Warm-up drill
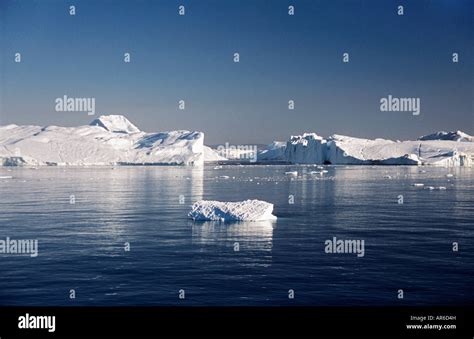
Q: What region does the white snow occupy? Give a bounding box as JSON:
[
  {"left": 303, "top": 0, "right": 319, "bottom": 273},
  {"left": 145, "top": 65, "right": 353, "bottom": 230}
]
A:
[
  {"left": 188, "top": 199, "right": 277, "bottom": 221},
  {"left": 418, "top": 130, "right": 473, "bottom": 142},
  {"left": 0, "top": 115, "right": 206, "bottom": 166},
  {"left": 90, "top": 115, "right": 141, "bottom": 134}
]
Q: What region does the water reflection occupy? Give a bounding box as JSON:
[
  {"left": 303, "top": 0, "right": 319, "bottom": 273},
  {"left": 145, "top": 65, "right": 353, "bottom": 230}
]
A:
[{"left": 191, "top": 220, "right": 275, "bottom": 253}]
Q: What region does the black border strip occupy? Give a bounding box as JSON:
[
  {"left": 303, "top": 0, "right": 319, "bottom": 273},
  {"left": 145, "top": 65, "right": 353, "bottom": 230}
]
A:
[{"left": 0, "top": 306, "right": 472, "bottom": 338}]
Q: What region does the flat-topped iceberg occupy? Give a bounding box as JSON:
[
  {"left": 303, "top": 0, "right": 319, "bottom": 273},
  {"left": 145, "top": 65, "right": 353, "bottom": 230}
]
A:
[
  {"left": 0, "top": 115, "right": 222, "bottom": 166},
  {"left": 188, "top": 199, "right": 277, "bottom": 222},
  {"left": 257, "top": 131, "right": 473, "bottom": 167}
]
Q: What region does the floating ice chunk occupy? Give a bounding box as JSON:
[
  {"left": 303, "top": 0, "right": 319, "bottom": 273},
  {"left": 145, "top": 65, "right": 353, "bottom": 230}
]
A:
[
  {"left": 188, "top": 199, "right": 277, "bottom": 222},
  {"left": 0, "top": 175, "right": 13, "bottom": 179},
  {"left": 412, "top": 183, "right": 424, "bottom": 187},
  {"left": 437, "top": 186, "right": 447, "bottom": 190},
  {"left": 285, "top": 171, "right": 298, "bottom": 176},
  {"left": 425, "top": 186, "right": 435, "bottom": 190},
  {"left": 446, "top": 174, "right": 454, "bottom": 178},
  {"left": 219, "top": 175, "right": 230, "bottom": 179}
]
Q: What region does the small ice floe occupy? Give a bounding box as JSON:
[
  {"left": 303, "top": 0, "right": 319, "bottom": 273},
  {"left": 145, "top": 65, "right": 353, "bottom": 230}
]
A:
[
  {"left": 0, "top": 176, "right": 13, "bottom": 179},
  {"left": 213, "top": 165, "right": 223, "bottom": 170},
  {"left": 446, "top": 174, "right": 454, "bottom": 178},
  {"left": 425, "top": 186, "right": 435, "bottom": 190},
  {"left": 285, "top": 171, "right": 298, "bottom": 177},
  {"left": 219, "top": 175, "right": 230, "bottom": 179},
  {"left": 310, "top": 170, "right": 328, "bottom": 176},
  {"left": 412, "top": 183, "right": 424, "bottom": 187},
  {"left": 188, "top": 199, "right": 277, "bottom": 222},
  {"left": 437, "top": 186, "right": 447, "bottom": 190},
  {"left": 383, "top": 175, "right": 392, "bottom": 179},
  {"left": 317, "top": 165, "right": 325, "bottom": 170}
]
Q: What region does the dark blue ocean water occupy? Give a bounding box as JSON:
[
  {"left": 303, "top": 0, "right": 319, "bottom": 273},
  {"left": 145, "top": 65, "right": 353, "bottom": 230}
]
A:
[{"left": 0, "top": 165, "right": 472, "bottom": 306}]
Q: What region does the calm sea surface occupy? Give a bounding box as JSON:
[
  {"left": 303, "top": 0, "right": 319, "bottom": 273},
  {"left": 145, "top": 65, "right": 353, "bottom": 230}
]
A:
[{"left": 0, "top": 165, "right": 472, "bottom": 306}]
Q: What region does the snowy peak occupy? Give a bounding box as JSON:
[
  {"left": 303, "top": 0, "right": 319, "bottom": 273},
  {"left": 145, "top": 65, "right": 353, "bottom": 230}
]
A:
[
  {"left": 90, "top": 115, "right": 141, "bottom": 134},
  {"left": 418, "top": 131, "right": 473, "bottom": 142}
]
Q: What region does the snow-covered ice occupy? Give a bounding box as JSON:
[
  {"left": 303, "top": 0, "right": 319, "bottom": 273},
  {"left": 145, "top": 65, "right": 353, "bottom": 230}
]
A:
[
  {"left": 89, "top": 115, "right": 141, "bottom": 134},
  {"left": 418, "top": 131, "right": 473, "bottom": 142},
  {"left": 0, "top": 115, "right": 223, "bottom": 166},
  {"left": 188, "top": 199, "right": 277, "bottom": 222},
  {"left": 257, "top": 141, "right": 286, "bottom": 161},
  {"left": 258, "top": 131, "right": 473, "bottom": 167}
]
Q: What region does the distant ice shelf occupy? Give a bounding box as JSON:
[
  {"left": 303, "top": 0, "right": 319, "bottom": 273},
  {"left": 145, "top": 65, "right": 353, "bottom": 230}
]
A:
[{"left": 188, "top": 199, "right": 277, "bottom": 222}]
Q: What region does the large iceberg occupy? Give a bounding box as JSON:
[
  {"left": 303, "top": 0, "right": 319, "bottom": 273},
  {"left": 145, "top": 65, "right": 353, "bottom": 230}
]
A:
[
  {"left": 257, "top": 141, "right": 288, "bottom": 162},
  {"left": 258, "top": 131, "right": 474, "bottom": 167},
  {"left": 0, "top": 115, "right": 221, "bottom": 166},
  {"left": 188, "top": 199, "right": 277, "bottom": 221}
]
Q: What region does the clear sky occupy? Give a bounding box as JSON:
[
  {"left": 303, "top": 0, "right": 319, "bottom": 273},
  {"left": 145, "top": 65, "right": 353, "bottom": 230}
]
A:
[{"left": 1, "top": 0, "right": 473, "bottom": 144}]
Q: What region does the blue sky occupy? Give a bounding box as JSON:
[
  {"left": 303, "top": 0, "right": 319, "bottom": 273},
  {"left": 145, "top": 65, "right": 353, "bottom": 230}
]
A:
[{"left": 1, "top": 0, "right": 472, "bottom": 144}]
